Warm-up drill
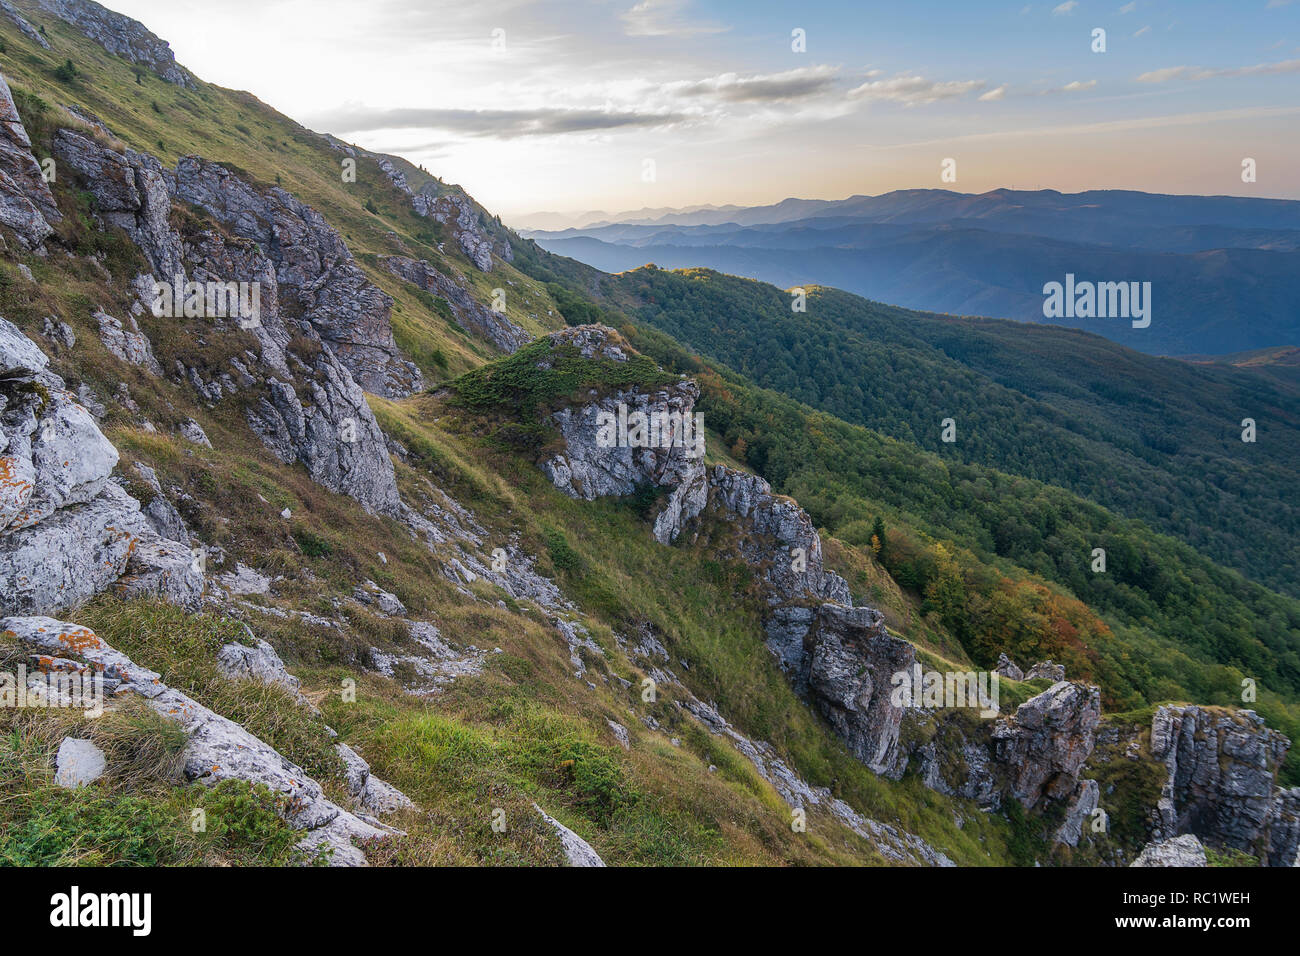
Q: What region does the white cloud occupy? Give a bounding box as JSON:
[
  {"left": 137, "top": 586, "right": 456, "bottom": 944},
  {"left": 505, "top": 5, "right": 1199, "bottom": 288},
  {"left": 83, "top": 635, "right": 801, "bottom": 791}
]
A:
[
  {"left": 621, "top": 0, "right": 728, "bottom": 38},
  {"left": 1138, "top": 57, "right": 1300, "bottom": 82},
  {"left": 1059, "top": 79, "right": 1098, "bottom": 91},
  {"left": 1136, "top": 65, "right": 1189, "bottom": 82},
  {"left": 1133, "top": 25, "right": 1151, "bottom": 37},
  {"left": 847, "top": 74, "right": 986, "bottom": 105},
  {"left": 1052, "top": 1, "right": 1078, "bottom": 15},
  {"left": 1119, "top": 2, "right": 1136, "bottom": 13},
  {"left": 979, "top": 85, "right": 1009, "bottom": 101}
]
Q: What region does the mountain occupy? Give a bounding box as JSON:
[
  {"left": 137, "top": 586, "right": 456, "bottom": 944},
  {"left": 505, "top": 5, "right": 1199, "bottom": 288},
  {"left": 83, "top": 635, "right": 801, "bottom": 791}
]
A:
[
  {"left": 0, "top": 0, "right": 1297, "bottom": 871},
  {"left": 523, "top": 188, "right": 1300, "bottom": 357}
]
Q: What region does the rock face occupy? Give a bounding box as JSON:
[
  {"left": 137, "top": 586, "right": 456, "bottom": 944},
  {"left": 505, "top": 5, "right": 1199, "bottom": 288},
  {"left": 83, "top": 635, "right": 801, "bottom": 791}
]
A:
[
  {"left": 798, "top": 603, "right": 914, "bottom": 772},
  {"left": 33, "top": 0, "right": 196, "bottom": 88},
  {"left": 53, "top": 129, "right": 180, "bottom": 277},
  {"left": 0, "top": 317, "right": 202, "bottom": 615},
  {"left": 1131, "top": 833, "right": 1208, "bottom": 867},
  {"left": 706, "top": 467, "right": 851, "bottom": 605},
  {"left": 1268, "top": 788, "right": 1300, "bottom": 867},
  {"left": 52, "top": 132, "right": 406, "bottom": 516},
  {"left": 0, "top": 71, "right": 60, "bottom": 248},
  {"left": 1150, "top": 705, "right": 1290, "bottom": 856},
  {"left": 173, "top": 155, "right": 420, "bottom": 398},
  {"left": 384, "top": 255, "right": 530, "bottom": 353},
  {"left": 537, "top": 328, "right": 915, "bottom": 776},
  {"left": 4, "top": 615, "right": 396, "bottom": 865},
  {"left": 539, "top": 328, "right": 707, "bottom": 504},
  {"left": 992, "top": 681, "right": 1101, "bottom": 808}
]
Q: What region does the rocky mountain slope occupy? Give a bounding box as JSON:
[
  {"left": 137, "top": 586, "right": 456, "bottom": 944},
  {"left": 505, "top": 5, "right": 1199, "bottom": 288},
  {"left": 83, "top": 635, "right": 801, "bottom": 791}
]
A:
[{"left": 0, "top": 0, "right": 1294, "bottom": 867}]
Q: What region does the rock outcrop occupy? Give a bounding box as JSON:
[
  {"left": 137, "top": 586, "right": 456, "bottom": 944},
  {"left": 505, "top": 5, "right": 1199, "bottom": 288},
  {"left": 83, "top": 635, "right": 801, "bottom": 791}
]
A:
[
  {"left": 51, "top": 131, "right": 406, "bottom": 516},
  {"left": 1, "top": 1, "right": 50, "bottom": 49},
  {"left": 4, "top": 614, "right": 398, "bottom": 865},
  {"left": 384, "top": 254, "right": 530, "bottom": 353},
  {"left": 33, "top": 0, "right": 196, "bottom": 88},
  {"left": 0, "top": 71, "right": 60, "bottom": 248},
  {"left": 533, "top": 804, "right": 605, "bottom": 867},
  {"left": 991, "top": 681, "right": 1101, "bottom": 807},
  {"left": 1, "top": 317, "right": 202, "bottom": 615},
  {"left": 173, "top": 155, "right": 420, "bottom": 398},
  {"left": 1149, "top": 705, "right": 1290, "bottom": 856},
  {"left": 539, "top": 327, "right": 706, "bottom": 504},
  {"left": 1131, "top": 833, "right": 1208, "bottom": 867}
]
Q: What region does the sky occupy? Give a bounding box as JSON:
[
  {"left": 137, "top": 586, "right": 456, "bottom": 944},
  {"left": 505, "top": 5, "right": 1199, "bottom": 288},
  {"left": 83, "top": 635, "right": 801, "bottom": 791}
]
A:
[{"left": 108, "top": 0, "right": 1300, "bottom": 225}]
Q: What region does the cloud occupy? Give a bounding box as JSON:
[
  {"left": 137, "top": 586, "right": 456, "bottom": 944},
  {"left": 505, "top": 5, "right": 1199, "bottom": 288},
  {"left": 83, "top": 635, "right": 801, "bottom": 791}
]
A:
[
  {"left": 665, "top": 66, "right": 841, "bottom": 103},
  {"left": 1136, "top": 65, "right": 1189, "bottom": 82},
  {"left": 1052, "top": 1, "right": 1078, "bottom": 14},
  {"left": 621, "top": 0, "right": 728, "bottom": 38},
  {"left": 847, "top": 73, "right": 986, "bottom": 105},
  {"left": 1119, "top": 2, "right": 1136, "bottom": 13},
  {"left": 303, "top": 104, "right": 686, "bottom": 139},
  {"left": 1133, "top": 25, "right": 1151, "bottom": 36},
  {"left": 1058, "top": 79, "right": 1098, "bottom": 91},
  {"left": 1137, "top": 58, "right": 1300, "bottom": 82},
  {"left": 979, "top": 85, "right": 1009, "bottom": 101}
]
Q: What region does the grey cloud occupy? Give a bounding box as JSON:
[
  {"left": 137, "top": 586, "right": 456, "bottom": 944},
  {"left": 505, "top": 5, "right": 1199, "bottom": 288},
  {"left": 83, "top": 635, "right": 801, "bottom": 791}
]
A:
[
  {"left": 667, "top": 67, "right": 841, "bottom": 103},
  {"left": 304, "top": 106, "right": 686, "bottom": 139}
]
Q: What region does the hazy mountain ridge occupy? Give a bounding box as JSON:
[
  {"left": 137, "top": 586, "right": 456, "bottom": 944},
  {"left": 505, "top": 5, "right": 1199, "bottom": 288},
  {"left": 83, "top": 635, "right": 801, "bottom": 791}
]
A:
[{"left": 525, "top": 188, "right": 1300, "bottom": 356}]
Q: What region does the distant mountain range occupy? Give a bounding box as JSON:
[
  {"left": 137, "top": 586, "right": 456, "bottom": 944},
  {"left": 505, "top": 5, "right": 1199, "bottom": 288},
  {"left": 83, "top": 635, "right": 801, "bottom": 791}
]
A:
[{"left": 522, "top": 189, "right": 1300, "bottom": 356}]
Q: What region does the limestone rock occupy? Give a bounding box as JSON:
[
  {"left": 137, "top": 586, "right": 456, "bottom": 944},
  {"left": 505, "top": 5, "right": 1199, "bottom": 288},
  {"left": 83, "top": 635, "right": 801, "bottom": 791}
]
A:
[
  {"left": 218, "top": 562, "right": 270, "bottom": 596},
  {"left": 800, "top": 603, "right": 913, "bottom": 773},
  {"left": 216, "top": 638, "right": 301, "bottom": 697},
  {"left": 174, "top": 155, "right": 420, "bottom": 397},
  {"left": 606, "top": 719, "right": 630, "bottom": 750},
  {"left": 1054, "top": 778, "right": 1100, "bottom": 846},
  {"left": 534, "top": 803, "right": 605, "bottom": 866},
  {"left": 994, "top": 653, "right": 1024, "bottom": 681},
  {"left": 1150, "top": 705, "right": 1289, "bottom": 855},
  {"left": 115, "top": 534, "right": 205, "bottom": 609},
  {"left": 177, "top": 418, "right": 211, "bottom": 448},
  {"left": 1268, "top": 788, "right": 1300, "bottom": 867},
  {"left": 93, "top": 308, "right": 163, "bottom": 374},
  {"left": 4, "top": 615, "right": 394, "bottom": 865},
  {"left": 0, "top": 71, "right": 60, "bottom": 248},
  {"left": 53, "top": 130, "right": 182, "bottom": 278},
  {"left": 1131, "top": 834, "right": 1208, "bottom": 867},
  {"left": 991, "top": 681, "right": 1100, "bottom": 808},
  {"left": 1, "top": 1, "right": 50, "bottom": 49},
  {"left": 1025, "top": 660, "right": 1066, "bottom": 682},
  {"left": 131, "top": 461, "right": 188, "bottom": 542},
  {"left": 336, "top": 742, "right": 415, "bottom": 816},
  {"left": 54, "top": 736, "right": 107, "bottom": 788},
  {"left": 384, "top": 255, "right": 530, "bottom": 353}
]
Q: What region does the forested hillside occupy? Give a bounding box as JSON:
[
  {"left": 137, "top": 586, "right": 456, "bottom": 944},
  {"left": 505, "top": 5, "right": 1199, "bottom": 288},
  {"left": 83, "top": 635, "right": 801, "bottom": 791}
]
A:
[{"left": 599, "top": 267, "right": 1300, "bottom": 598}]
